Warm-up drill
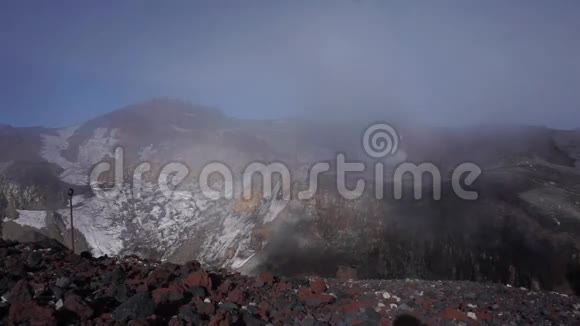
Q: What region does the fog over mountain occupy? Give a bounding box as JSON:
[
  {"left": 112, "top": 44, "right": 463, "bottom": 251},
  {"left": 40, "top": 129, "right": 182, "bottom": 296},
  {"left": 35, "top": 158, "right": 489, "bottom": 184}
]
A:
[{"left": 0, "top": 99, "right": 579, "bottom": 296}]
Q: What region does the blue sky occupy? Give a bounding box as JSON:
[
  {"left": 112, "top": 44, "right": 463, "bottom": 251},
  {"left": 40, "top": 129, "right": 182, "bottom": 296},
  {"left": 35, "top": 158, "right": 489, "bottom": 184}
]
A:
[{"left": 0, "top": 0, "right": 579, "bottom": 128}]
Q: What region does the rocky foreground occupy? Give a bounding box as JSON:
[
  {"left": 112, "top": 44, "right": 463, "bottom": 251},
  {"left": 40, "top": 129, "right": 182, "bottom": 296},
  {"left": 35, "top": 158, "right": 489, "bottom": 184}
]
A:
[{"left": 0, "top": 240, "right": 579, "bottom": 325}]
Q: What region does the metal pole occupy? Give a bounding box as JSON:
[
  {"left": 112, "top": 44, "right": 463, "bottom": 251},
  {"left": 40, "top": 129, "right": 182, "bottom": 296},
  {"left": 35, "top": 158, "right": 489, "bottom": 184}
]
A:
[{"left": 68, "top": 188, "right": 75, "bottom": 253}]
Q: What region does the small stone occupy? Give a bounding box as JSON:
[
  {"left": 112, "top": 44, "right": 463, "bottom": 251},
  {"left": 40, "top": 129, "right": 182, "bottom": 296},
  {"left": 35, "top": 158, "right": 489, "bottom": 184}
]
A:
[
  {"left": 26, "top": 252, "right": 42, "bottom": 267},
  {"left": 227, "top": 288, "right": 247, "bottom": 305},
  {"left": 467, "top": 312, "right": 477, "bottom": 320},
  {"left": 398, "top": 303, "right": 413, "bottom": 312},
  {"left": 256, "top": 273, "right": 275, "bottom": 287},
  {"left": 364, "top": 307, "right": 381, "bottom": 324},
  {"left": 301, "top": 315, "right": 316, "bottom": 326},
  {"left": 178, "top": 305, "right": 201, "bottom": 324},
  {"left": 9, "top": 302, "right": 56, "bottom": 325},
  {"left": 464, "top": 292, "right": 477, "bottom": 300},
  {"left": 51, "top": 286, "right": 64, "bottom": 300},
  {"left": 194, "top": 297, "right": 216, "bottom": 316},
  {"left": 112, "top": 292, "right": 156, "bottom": 321},
  {"left": 105, "top": 267, "right": 127, "bottom": 284},
  {"left": 220, "top": 302, "right": 240, "bottom": 312},
  {"left": 7, "top": 280, "right": 32, "bottom": 304},
  {"left": 188, "top": 285, "right": 208, "bottom": 299},
  {"left": 183, "top": 271, "right": 212, "bottom": 290},
  {"left": 311, "top": 279, "right": 327, "bottom": 293},
  {"left": 242, "top": 310, "right": 266, "bottom": 325},
  {"left": 152, "top": 285, "right": 184, "bottom": 304},
  {"left": 55, "top": 277, "right": 71, "bottom": 288},
  {"left": 298, "top": 288, "right": 335, "bottom": 307},
  {"left": 382, "top": 292, "right": 391, "bottom": 299},
  {"left": 64, "top": 293, "right": 94, "bottom": 319},
  {"left": 110, "top": 283, "right": 131, "bottom": 302},
  {"left": 147, "top": 263, "right": 179, "bottom": 287}
]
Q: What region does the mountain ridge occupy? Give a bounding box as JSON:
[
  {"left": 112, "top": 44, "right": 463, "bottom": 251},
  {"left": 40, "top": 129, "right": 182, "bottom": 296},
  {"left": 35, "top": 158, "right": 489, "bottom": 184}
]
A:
[{"left": 0, "top": 99, "right": 579, "bottom": 296}]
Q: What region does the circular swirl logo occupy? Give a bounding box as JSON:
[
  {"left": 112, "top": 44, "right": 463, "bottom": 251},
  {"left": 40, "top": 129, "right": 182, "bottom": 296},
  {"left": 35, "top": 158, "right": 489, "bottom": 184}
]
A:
[{"left": 362, "top": 123, "right": 400, "bottom": 158}]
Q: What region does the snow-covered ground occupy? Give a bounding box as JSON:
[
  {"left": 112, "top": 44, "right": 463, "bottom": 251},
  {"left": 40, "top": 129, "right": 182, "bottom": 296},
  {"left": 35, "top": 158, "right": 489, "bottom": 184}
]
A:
[
  {"left": 11, "top": 210, "right": 48, "bottom": 229},
  {"left": 41, "top": 126, "right": 120, "bottom": 185},
  {"left": 13, "top": 119, "right": 301, "bottom": 268}
]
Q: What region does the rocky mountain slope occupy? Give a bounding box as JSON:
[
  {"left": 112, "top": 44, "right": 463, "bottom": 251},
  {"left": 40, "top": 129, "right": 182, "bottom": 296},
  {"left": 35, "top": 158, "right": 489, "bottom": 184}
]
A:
[
  {"left": 1, "top": 99, "right": 580, "bottom": 296},
  {"left": 2, "top": 239, "right": 580, "bottom": 325}
]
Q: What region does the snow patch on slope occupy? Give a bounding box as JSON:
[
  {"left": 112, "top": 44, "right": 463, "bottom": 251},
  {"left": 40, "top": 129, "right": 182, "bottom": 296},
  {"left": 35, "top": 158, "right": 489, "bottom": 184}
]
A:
[
  {"left": 41, "top": 126, "right": 78, "bottom": 168},
  {"left": 11, "top": 210, "right": 48, "bottom": 229},
  {"left": 55, "top": 179, "right": 263, "bottom": 266},
  {"left": 41, "top": 126, "right": 119, "bottom": 185},
  {"left": 58, "top": 195, "right": 126, "bottom": 257},
  {"left": 35, "top": 124, "right": 291, "bottom": 268},
  {"left": 261, "top": 180, "right": 290, "bottom": 224}
]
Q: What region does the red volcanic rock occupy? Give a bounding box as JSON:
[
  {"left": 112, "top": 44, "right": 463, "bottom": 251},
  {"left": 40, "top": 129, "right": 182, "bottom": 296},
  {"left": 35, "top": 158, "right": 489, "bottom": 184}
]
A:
[
  {"left": 298, "top": 288, "right": 335, "bottom": 308},
  {"left": 147, "top": 263, "right": 179, "bottom": 288},
  {"left": 97, "top": 313, "right": 113, "bottom": 321},
  {"left": 63, "top": 293, "right": 94, "bottom": 319},
  {"left": 183, "top": 271, "right": 212, "bottom": 289},
  {"left": 217, "top": 279, "right": 234, "bottom": 294},
  {"left": 440, "top": 308, "right": 469, "bottom": 322},
  {"left": 169, "top": 282, "right": 185, "bottom": 295},
  {"left": 257, "top": 300, "right": 270, "bottom": 317},
  {"left": 180, "top": 260, "right": 202, "bottom": 275},
  {"left": 152, "top": 287, "right": 172, "bottom": 304},
  {"left": 255, "top": 272, "right": 275, "bottom": 287},
  {"left": 111, "top": 292, "right": 156, "bottom": 321},
  {"left": 30, "top": 281, "right": 47, "bottom": 297},
  {"left": 226, "top": 287, "right": 247, "bottom": 305},
  {"left": 6, "top": 280, "right": 32, "bottom": 304},
  {"left": 311, "top": 278, "right": 328, "bottom": 293},
  {"left": 0, "top": 240, "right": 579, "bottom": 325},
  {"left": 168, "top": 318, "right": 185, "bottom": 326},
  {"left": 341, "top": 301, "right": 373, "bottom": 315},
  {"left": 276, "top": 281, "right": 292, "bottom": 292},
  {"left": 192, "top": 297, "right": 216, "bottom": 317},
  {"left": 477, "top": 310, "right": 491, "bottom": 321},
  {"left": 9, "top": 302, "right": 56, "bottom": 325},
  {"left": 208, "top": 311, "right": 230, "bottom": 326}
]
